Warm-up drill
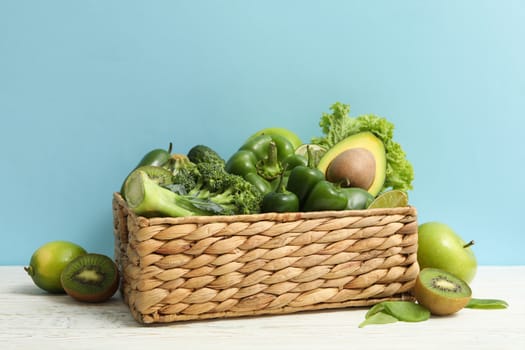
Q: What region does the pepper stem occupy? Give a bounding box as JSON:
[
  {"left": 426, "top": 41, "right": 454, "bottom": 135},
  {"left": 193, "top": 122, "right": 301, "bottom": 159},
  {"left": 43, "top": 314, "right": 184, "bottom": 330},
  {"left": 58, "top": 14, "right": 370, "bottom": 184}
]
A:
[
  {"left": 463, "top": 240, "right": 475, "bottom": 249},
  {"left": 306, "top": 145, "right": 314, "bottom": 168},
  {"left": 257, "top": 141, "right": 283, "bottom": 180},
  {"left": 274, "top": 164, "right": 289, "bottom": 193}
]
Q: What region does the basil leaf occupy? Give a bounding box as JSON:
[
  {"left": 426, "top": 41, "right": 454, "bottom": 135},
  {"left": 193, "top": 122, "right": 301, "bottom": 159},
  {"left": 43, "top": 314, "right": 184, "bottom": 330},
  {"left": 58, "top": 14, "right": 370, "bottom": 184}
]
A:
[
  {"left": 466, "top": 298, "right": 509, "bottom": 309},
  {"left": 365, "top": 303, "right": 386, "bottom": 318},
  {"left": 358, "top": 311, "right": 398, "bottom": 328},
  {"left": 360, "top": 301, "right": 431, "bottom": 328},
  {"left": 381, "top": 301, "right": 431, "bottom": 322}
]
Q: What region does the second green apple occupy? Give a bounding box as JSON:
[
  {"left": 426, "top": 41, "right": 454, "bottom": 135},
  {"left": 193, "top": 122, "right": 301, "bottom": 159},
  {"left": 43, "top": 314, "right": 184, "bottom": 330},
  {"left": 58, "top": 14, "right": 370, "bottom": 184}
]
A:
[{"left": 417, "top": 221, "right": 477, "bottom": 283}]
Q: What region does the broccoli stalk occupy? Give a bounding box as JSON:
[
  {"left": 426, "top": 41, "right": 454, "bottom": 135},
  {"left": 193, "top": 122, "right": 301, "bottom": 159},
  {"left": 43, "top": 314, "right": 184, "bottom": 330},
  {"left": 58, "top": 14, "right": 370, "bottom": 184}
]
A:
[{"left": 124, "top": 170, "right": 225, "bottom": 217}]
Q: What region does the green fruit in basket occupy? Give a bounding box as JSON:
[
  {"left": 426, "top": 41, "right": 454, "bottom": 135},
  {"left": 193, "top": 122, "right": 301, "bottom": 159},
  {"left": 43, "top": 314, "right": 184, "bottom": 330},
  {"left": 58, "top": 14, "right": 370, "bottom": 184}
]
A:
[
  {"left": 317, "top": 132, "right": 387, "bottom": 196},
  {"left": 294, "top": 143, "right": 327, "bottom": 167},
  {"left": 417, "top": 222, "right": 477, "bottom": 283},
  {"left": 25, "top": 241, "right": 87, "bottom": 293},
  {"left": 249, "top": 127, "right": 303, "bottom": 150},
  {"left": 367, "top": 189, "right": 408, "bottom": 209},
  {"left": 60, "top": 253, "right": 119, "bottom": 303},
  {"left": 413, "top": 268, "right": 472, "bottom": 316}
]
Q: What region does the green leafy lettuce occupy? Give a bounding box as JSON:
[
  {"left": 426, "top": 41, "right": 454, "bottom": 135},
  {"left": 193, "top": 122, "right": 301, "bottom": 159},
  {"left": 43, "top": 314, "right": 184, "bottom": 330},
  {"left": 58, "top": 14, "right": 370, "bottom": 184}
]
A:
[{"left": 312, "top": 102, "right": 414, "bottom": 193}]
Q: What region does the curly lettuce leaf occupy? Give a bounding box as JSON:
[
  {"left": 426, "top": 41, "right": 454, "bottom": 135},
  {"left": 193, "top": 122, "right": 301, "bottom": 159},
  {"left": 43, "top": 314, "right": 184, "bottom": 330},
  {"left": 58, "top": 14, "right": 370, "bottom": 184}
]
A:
[
  {"left": 312, "top": 102, "right": 414, "bottom": 193},
  {"left": 312, "top": 102, "right": 355, "bottom": 149}
]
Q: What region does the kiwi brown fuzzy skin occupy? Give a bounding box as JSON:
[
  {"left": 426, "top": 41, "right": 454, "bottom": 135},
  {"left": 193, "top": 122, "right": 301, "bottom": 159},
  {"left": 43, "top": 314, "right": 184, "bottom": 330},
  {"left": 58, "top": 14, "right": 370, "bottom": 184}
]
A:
[
  {"left": 60, "top": 253, "right": 120, "bottom": 303},
  {"left": 413, "top": 268, "right": 472, "bottom": 316}
]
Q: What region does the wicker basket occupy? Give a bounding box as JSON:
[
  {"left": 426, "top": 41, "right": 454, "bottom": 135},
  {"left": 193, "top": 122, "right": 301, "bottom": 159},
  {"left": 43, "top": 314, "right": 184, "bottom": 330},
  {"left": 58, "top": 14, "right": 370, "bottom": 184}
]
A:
[{"left": 112, "top": 192, "right": 419, "bottom": 324}]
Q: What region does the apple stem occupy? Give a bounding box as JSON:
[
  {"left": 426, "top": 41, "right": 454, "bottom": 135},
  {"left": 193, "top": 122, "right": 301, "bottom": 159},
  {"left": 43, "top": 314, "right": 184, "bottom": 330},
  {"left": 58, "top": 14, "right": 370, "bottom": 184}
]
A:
[{"left": 463, "top": 240, "right": 475, "bottom": 249}]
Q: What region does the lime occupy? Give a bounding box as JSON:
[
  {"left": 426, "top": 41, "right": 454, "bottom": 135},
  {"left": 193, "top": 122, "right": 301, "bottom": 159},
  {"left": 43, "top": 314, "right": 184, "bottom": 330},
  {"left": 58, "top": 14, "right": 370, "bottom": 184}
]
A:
[
  {"left": 294, "top": 144, "right": 327, "bottom": 166},
  {"left": 24, "top": 241, "right": 87, "bottom": 293},
  {"left": 367, "top": 190, "right": 409, "bottom": 209}
]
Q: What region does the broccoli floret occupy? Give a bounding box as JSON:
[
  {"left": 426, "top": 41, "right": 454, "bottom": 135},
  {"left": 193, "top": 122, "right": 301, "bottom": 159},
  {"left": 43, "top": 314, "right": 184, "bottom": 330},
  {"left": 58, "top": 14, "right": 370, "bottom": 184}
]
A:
[
  {"left": 167, "top": 154, "right": 200, "bottom": 193},
  {"left": 187, "top": 145, "right": 226, "bottom": 167},
  {"left": 214, "top": 174, "right": 263, "bottom": 215},
  {"left": 188, "top": 162, "right": 262, "bottom": 215}
]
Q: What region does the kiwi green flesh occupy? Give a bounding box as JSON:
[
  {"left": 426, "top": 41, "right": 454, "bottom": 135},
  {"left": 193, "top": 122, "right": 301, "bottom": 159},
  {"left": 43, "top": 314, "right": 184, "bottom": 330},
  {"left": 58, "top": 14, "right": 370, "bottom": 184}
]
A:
[
  {"left": 414, "top": 268, "right": 472, "bottom": 316},
  {"left": 61, "top": 254, "right": 119, "bottom": 303}
]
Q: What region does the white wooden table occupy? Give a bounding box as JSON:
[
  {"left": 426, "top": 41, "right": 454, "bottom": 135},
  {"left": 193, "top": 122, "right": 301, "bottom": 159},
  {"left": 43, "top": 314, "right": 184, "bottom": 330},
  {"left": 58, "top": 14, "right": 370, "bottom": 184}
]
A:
[{"left": 1, "top": 265, "right": 523, "bottom": 350}]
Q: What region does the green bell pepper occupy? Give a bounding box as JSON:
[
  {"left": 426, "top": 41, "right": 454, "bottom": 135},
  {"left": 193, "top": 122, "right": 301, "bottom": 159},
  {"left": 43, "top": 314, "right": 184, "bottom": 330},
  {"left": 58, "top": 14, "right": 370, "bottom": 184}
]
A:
[
  {"left": 302, "top": 180, "right": 348, "bottom": 212},
  {"left": 281, "top": 153, "right": 308, "bottom": 171},
  {"left": 286, "top": 163, "right": 325, "bottom": 205},
  {"left": 261, "top": 172, "right": 299, "bottom": 213},
  {"left": 225, "top": 134, "right": 296, "bottom": 194},
  {"left": 286, "top": 145, "right": 325, "bottom": 208},
  {"left": 341, "top": 187, "right": 375, "bottom": 210}
]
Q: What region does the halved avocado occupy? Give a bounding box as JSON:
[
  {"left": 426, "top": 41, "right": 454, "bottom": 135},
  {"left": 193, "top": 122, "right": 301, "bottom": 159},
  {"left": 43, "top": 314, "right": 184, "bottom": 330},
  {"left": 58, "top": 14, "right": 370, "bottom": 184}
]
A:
[{"left": 317, "top": 132, "right": 386, "bottom": 196}]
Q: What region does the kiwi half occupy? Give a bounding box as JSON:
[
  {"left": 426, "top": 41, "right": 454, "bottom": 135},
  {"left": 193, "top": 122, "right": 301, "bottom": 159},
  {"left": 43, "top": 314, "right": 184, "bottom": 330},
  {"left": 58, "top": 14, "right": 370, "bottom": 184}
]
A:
[
  {"left": 413, "top": 267, "right": 472, "bottom": 316},
  {"left": 60, "top": 253, "right": 119, "bottom": 303}
]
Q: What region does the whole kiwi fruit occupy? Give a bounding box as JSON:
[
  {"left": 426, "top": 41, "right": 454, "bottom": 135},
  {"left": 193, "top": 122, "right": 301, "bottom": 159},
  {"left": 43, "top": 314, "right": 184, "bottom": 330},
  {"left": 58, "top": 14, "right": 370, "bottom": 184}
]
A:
[
  {"left": 60, "top": 253, "right": 120, "bottom": 303},
  {"left": 413, "top": 267, "right": 472, "bottom": 316}
]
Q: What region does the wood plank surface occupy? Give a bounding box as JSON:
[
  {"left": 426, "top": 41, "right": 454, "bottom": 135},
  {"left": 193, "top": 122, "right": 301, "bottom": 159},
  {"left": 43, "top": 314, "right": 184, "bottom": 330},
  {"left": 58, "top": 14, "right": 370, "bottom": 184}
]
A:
[{"left": 0, "top": 266, "right": 523, "bottom": 350}]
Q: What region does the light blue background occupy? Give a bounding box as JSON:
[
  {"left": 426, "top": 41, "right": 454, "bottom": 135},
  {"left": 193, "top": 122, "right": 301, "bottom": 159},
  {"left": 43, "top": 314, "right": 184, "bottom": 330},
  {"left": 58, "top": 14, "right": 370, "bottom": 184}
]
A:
[{"left": 1, "top": 1, "right": 523, "bottom": 265}]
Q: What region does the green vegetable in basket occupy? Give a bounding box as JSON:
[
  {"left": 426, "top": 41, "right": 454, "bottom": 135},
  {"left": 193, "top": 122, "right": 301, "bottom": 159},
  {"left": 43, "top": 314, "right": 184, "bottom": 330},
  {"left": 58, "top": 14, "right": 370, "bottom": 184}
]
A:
[
  {"left": 301, "top": 180, "right": 348, "bottom": 212},
  {"left": 225, "top": 134, "right": 296, "bottom": 194},
  {"left": 120, "top": 143, "right": 173, "bottom": 196},
  {"left": 124, "top": 169, "right": 224, "bottom": 217},
  {"left": 285, "top": 151, "right": 348, "bottom": 212},
  {"left": 186, "top": 144, "right": 226, "bottom": 167},
  {"left": 184, "top": 161, "right": 262, "bottom": 215},
  {"left": 261, "top": 171, "right": 300, "bottom": 213},
  {"left": 124, "top": 157, "right": 263, "bottom": 217},
  {"left": 135, "top": 142, "right": 173, "bottom": 168},
  {"left": 286, "top": 147, "right": 326, "bottom": 205},
  {"left": 340, "top": 187, "right": 375, "bottom": 210}
]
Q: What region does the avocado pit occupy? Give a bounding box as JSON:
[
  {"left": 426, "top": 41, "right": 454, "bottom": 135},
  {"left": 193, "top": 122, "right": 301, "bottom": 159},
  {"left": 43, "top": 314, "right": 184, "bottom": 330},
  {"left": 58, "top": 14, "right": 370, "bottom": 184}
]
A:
[{"left": 325, "top": 148, "right": 376, "bottom": 190}]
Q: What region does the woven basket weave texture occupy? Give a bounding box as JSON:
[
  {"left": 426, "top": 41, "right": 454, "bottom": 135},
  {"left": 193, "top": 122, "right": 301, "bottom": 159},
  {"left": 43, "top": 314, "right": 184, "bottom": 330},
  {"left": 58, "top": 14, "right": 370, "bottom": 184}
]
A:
[{"left": 112, "top": 193, "right": 419, "bottom": 324}]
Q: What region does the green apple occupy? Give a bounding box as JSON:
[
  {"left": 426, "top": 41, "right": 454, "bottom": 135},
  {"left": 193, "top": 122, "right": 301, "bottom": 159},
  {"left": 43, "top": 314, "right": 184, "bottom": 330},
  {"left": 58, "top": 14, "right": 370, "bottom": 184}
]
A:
[{"left": 417, "top": 222, "right": 477, "bottom": 283}]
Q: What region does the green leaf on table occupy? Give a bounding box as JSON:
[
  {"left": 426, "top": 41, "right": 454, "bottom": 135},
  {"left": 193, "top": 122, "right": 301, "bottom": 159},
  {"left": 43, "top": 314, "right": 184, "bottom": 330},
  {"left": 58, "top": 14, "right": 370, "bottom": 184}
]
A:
[
  {"left": 466, "top": 298, "right": 509, "bottom": 309},
  {"left": 381, "top": 301, "right": 430, "bottom": 322},
  {"left": 360, "top": 301, "right": 431, "bottom": 328},
  {"left": 359, "top": 311, "right": 398, "bottom": 328}
]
